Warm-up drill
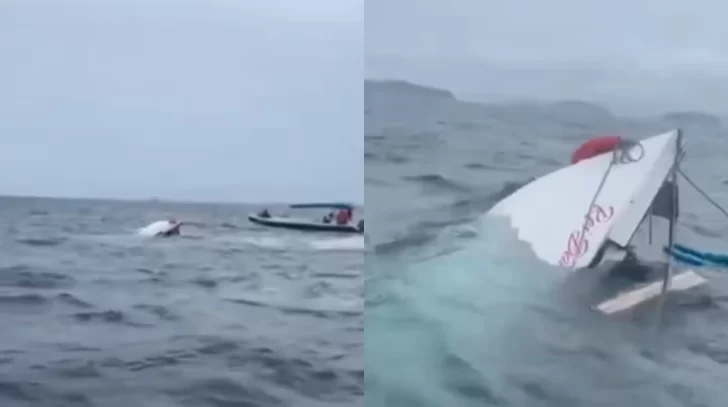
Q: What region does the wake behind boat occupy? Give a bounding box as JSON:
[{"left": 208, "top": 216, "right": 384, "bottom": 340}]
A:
[{"left": 249, "top": 203, "right": 364, "bottom": 234}]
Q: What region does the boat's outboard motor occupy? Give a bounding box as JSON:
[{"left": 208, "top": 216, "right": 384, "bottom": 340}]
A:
[{"left": 357, "top": 219, "right": 364, "bottom": 232}]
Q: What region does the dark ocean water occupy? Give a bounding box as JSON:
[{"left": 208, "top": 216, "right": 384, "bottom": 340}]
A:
[
  {"left": 0, "top": 197, "right": 364, "bottom": 407},
  {"left": 365, "top": 80, "right": 728, "bottom": 407}
]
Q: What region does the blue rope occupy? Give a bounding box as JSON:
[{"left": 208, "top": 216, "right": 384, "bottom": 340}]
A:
[
  {"left": 664, "top": 244, "right": 728, "bottom": 268},
  {"left": 660, "top": 169, "right": 728, "bottom": 269}
]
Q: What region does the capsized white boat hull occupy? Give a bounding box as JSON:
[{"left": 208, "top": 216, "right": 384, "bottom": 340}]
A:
[
  {"left": 137, "top": 220, "right": 181, "bottom": 237},
  {"left": 483, "top": 129, "right": 713, "bottom": 317},
  {"left": 486, "top": 130, "right": 680, "bottom": 270}
]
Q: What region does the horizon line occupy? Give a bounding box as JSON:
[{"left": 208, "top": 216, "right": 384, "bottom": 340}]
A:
[{"left": 0, "top": 193, "right": 364, "bottom": 207}]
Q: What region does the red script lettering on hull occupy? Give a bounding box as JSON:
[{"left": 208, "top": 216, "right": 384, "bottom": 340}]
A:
[{"left": 559, "top": 204, "right": 615, "bottom": 267}]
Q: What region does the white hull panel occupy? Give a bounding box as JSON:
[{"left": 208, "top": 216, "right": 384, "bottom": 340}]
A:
[
  {"left": 595, "top": 270, "right": 707, "bottom": 315},
  {"left": 487, "top": 130, "right": 680, "bottom": 270},
  {"left": 137, "top": 220, "right": 180, "bottom": 237}
]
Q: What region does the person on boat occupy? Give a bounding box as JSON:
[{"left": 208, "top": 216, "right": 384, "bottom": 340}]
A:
[
  {"left": 335, "top": 209, "right": 350, "bottom": 225},
  {"left": 571, "top": 135, "right": 623, "bottom": 164},
  {"left": 258, "top": 208, "right": 271, "bottom": 218},
  {"left": 322, "top": 211, "right": 334, "bottom": 224}
]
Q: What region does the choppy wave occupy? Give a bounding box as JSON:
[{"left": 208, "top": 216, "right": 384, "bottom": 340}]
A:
[
  {"left": 0, "top": 198, "right": 363, "bottom": 406},
  {"left": 365, "top": 79, "right": 728, "bottom": 406}
]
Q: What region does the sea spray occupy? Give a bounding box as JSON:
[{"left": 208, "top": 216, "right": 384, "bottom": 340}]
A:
[{"left": 365, "top": 216, "right": 557, "bottom": 406}]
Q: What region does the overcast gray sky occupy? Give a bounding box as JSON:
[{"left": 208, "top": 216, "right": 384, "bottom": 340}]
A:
[
  {"left": 366, "top": 0, "right": 728, "bottom": 114},
  {"left": 0, "top": 0, "right": 362, "bottom": 203}
]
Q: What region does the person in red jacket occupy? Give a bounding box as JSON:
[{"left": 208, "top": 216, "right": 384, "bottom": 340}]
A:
[{"left": 336, "top": 209, "right": 352, "bottom": 225}]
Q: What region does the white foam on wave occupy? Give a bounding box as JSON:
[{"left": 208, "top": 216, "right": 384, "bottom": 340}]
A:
[
  {"left": 307, "top": 235, "right": 365, "bottom": 251},
  {"left": 89, "top": 224, "right": 365, "bottom": 253},
  {"left": 238, "top": 236, "right": 291, "bottom": 249},
  {"left": 237, "top": 234, "right": 365, "bottom": 252},
  {"left": 365, "top": 215, "right": 550, "bottom": 405}
]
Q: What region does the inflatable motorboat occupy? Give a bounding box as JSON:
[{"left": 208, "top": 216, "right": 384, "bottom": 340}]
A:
[
  {"left": 248, "top": 203, "right": 363, "bottom": 234},
  {"left": 248, "top": 214, "right": 363, "bottom": 234}
]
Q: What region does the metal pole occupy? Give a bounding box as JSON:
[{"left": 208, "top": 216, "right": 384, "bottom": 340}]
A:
[
  {"left": 660, "top": 130, "right": 681, "bottom": 304},
  {"left": 648, "top": 210, "right": 653, "bottom": 245}
]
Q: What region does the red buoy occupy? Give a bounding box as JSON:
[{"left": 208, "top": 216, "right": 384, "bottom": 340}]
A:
[{"left": 571, "top": 135, "right": 623, "bottom": 164}]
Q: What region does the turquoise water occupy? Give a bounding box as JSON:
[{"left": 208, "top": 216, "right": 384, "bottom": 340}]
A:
[
  {"left": 366, "top": 217, "right": 564, "bottom": 406},
  {"left": 367, "top": 215, "right": 728, "bottom": 407}
]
